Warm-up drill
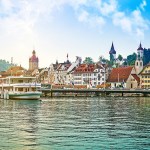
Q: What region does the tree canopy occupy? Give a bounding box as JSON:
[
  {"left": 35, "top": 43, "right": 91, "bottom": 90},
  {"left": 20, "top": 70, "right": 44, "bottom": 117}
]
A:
[
  {"left": 0, "top": 59, "right": 13, "bottom": 71},
  {"left": 98, "top": 56, "right": 109, "bottom": 64},
  {"left": 83, "top": 57, "right": 94, "bottom": 64},
  {"left": 118, "top": 54, "right": 123, "bottom": 61},
  {"left": 143, "top": 48, "right": 150, "bottom": 65},
  {"left": 126, "top": 53, "right": 136, "bottom": 66}
]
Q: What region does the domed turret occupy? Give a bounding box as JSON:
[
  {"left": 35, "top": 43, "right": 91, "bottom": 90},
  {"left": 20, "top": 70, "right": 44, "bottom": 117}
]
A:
[
  {"left": 137, "top": 42, "right": 144, "bottom": 60},
  {"left": 29, "top": 50, "right": 39, "bottom": 70},
  {"left": 135, "top": 42, "right": 143, "bottom": 74}
]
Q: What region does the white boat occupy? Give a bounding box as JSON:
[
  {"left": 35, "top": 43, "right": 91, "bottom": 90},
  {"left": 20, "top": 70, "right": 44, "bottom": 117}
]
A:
[{"left": 0, "top": 76, "right": 42, "bottom": 100}]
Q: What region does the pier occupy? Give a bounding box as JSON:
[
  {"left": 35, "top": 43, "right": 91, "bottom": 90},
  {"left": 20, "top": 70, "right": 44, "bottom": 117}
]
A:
[{"left": 39, "top": 88, "right": 150, "bottom": 97}]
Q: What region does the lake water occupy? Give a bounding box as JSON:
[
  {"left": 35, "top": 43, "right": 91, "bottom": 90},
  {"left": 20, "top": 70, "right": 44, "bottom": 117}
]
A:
[{"left": 0, "top": 97, "right": 150, "bottom": 150}]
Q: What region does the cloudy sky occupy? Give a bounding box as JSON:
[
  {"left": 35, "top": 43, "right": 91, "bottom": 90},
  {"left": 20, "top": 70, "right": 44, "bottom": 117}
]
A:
[{"left": 0, "top": 0, "right": 149, "bottom": 69}]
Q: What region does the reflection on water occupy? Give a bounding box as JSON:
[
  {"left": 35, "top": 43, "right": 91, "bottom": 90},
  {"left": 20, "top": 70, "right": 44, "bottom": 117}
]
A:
[{"left": 0, "top": 97, "right": 150, "bottom": 150}]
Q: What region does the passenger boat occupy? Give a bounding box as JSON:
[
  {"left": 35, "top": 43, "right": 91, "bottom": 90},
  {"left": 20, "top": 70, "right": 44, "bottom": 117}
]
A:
[{"left": 0, "top": 76, "right": 42, "bottom": 100}]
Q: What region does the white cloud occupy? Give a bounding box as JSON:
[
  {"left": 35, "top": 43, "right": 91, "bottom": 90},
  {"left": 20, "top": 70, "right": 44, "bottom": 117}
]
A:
[
  {"left": 0, "top": 0, "right": 148, "bottom": 37},
  {"left": 140, "top": 0, "right": 147, "bottom": 11},
  {"left": 0, "top": 0, "right": 149, "bottom": 67},
  {"left": 99, "top": 0, "right": 117, "bottom": 16},
  {"left": 78, "top": 10, "right": 89, "bottom": 22},
  {"left": 112, "top": 2, "right": 149, "bottom": 37},
  {"left": 113, "top": 12, "right": 132, "bottom": 33},
  {"left": 0, "top": 0, "right": 14, "bottom": 12},
  {"left": 78, "top": 9, "right": 105, "bottom": 28},
  {"left": 132, "top": 10, "right": 148, "bottom": 30}
]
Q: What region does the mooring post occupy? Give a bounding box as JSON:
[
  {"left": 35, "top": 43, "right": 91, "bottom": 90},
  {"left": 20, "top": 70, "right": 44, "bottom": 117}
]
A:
[{"left": 50, "top": 90, "right": 53, "bottom": 97}]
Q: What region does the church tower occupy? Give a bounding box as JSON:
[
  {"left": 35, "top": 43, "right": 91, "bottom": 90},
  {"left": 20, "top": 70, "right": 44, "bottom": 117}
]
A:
[
  {"left": 29, "top": 50, "right": 39, "bottom": 70},
  {"left": 135, "top": 43, "right": 143, "bottom": 74},
  {"left": 109, "top": 42, "right": 116, "bottom": 65}
]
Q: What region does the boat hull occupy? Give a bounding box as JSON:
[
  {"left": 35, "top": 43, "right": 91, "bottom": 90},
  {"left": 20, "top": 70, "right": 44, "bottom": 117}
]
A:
[{"left": 9, "top": 92, "right": 42, "bottom": 100}]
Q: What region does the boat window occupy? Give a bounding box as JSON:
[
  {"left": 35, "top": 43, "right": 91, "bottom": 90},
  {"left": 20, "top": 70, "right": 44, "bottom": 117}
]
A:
[
  {"left": 18, "top": 88, "right": 23, "bottom": 91},
  {"left": 18, "top": 80, "right": 23, "bottom": 83}
]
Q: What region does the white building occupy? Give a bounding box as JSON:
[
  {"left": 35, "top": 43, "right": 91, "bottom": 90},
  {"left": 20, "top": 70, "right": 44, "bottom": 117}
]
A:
[{"left": 72, "top": 63, "right": 108, "bottom": 88}]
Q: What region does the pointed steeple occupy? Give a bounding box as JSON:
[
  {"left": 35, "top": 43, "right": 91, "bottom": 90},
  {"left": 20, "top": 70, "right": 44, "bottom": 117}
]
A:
[
  {"left": 137, "top": 42, "right": 143, "bottom": 51},
  {"left": 32, "top": 50, "right": 36, "bottom": 55},
  {"left": 109, "top": 42, "right": 116, "bottom": 54}
]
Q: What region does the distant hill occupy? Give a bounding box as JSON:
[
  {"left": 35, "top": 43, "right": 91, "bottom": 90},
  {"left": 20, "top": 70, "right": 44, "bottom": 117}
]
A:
[{"left": 0, "top": 59, "right": 14, "bottom": 72}]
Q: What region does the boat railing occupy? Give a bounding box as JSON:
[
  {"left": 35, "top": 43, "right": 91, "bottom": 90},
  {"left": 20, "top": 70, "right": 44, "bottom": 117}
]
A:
[
  {"left": 14, "top": 83, "right": 41, "bottom": 87},
  {"left": 1, "top": 83, "right": 41, "bottom": 87}
]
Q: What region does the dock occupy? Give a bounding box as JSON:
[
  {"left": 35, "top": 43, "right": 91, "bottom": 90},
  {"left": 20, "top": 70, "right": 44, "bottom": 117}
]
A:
[{"left": 39, "top": 88, "right": 150, "bottom": 97}]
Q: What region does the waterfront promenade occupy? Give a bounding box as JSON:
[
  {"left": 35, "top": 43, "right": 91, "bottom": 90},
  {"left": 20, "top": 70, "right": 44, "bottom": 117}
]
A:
[{"left": 39, "top": 88, "right": 150, "bottom": 97}]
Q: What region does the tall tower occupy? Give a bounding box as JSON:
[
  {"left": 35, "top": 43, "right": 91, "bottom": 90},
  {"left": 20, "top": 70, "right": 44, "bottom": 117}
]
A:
[
  {"left": 109, "top": 42, "right": 116, "bottom": 64},
  {"left": 29, "top": 50, "right": 39, "bottom": 70},
  {"left": 137, "top": 42, "right": 144, "bottom": 60},
  {"left": 135, "top": 43, "right": 143, "bottom": 74}
]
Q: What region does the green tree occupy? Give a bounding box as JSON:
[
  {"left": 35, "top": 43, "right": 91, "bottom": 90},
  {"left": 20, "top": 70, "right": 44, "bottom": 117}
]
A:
[
  {"left": 143, "top": 48, "right": 150, "bottom": 65},
  {"left": 0, "top": 59, "right": 15, "bottom": 71},
  {"left": 127, "top": 53, "right": 136, "bottom": 66},
  {"left": 98, "top": 56, "right": 109, "bottom": 64},
  {"left": 118, "top": 54, "right": 123, "bottom": 61},
  {"left": 83, "top": 57, "right": 94, "bottom": 64}
]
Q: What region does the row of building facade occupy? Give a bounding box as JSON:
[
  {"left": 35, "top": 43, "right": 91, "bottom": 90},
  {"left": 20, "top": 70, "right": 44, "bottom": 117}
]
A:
[{"left": 0, "top": 43, "right": 150, "bottom": 89}]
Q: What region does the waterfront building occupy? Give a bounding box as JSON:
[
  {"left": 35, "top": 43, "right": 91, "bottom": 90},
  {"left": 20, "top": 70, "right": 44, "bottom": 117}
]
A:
[
  {"left": 107, "top": 66, "right": 140, "bottom": 89},
  {"left": 29, "top": 50, "right": 39, "bottom": 71},
  {"left": 72, "top": 63, "right": 108, "bottom": 87},
  {"left": 37, "top": 68, "right": 49, "bottom": 84},
  {"left": 107, "top": 43, "right": 145, "bottom": 89},
  {"left": 53, "top": 62, "right": 71, "bottom": 85},
  {"left": 139, "top": 63, "right": 150, "bottom": 89}
]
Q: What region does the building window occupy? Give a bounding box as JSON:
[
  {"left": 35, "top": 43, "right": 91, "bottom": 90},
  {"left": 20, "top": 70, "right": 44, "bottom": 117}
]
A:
[{"left": 98, "top": 74, "right": 100, "bottom": 80}]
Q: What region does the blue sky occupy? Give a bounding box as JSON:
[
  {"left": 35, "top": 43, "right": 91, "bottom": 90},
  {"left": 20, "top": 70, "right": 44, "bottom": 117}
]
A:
[{"left": 0, "top": 0, "right": 149, "bottom": 69}]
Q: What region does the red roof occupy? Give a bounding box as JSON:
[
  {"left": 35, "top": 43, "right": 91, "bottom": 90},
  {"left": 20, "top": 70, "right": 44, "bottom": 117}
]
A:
[
  {"left": 29, "top": 50, "right": 38, "bottom": 62},
  {"left": 131, "top": 74, "right": 140, "bottom": 83},
  {"left": 29, "top": 55, "right": 38, "bottom": 62},
  {"left": 73, "top": 64, "right": 95, "bottom": 73},
  {"left": 57, "top": 64, "right": 71, "bottom": 71},
  {"left": 107, "top": 66, "right": 133, "bottom": 82}
]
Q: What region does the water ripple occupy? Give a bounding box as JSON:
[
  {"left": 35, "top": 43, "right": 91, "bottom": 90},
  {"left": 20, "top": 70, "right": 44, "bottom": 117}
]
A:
[{"left": 0, "top": 97, "right": 150, "bottom": 149}]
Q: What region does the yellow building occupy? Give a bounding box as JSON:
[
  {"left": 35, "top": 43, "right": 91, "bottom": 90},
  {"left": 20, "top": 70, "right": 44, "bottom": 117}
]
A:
[{"left": 140, "top": 63, "right": 150, "bottom": 89}]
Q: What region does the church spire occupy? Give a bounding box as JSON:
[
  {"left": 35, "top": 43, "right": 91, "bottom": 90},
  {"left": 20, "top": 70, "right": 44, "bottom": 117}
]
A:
[
  {"left": 137, "top": 42, "right": 143, "bottom": 51},
  {"left": 109, "top": 42, "right": 116, "bottom": 54}
]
